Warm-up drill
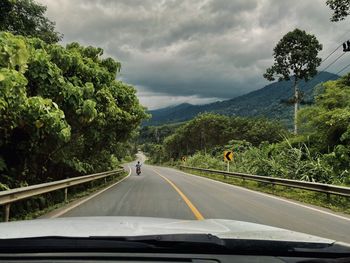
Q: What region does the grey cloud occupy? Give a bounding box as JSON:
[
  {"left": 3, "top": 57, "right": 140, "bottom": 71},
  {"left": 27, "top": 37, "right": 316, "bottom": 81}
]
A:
[
  {"left": 39, "top": 0, "right": 350, "bottom": 109},
  {"left": 137, "top": 86, "right": 222, "bottom": 109},
  {"left": 206, "top": 0, "right": 258, "bottom": 14}
]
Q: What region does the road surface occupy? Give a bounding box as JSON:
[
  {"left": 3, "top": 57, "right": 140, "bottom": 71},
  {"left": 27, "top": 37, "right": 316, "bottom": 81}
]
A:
[{"left": 59, "top": 157, "right": 350, "bottom": 243}]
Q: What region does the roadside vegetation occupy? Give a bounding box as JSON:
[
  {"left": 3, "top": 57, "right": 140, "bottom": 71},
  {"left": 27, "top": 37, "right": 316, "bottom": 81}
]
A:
[
  {"left": 0, "top": 0, "right": 147, "bottom": 220},
  {"left": 142, "top": 74, "right": 350, "bottom": 213},
  {"left": 143, "top": 73, "right": 350, "bottom": 187},
  {"left": 0, "top": 0, "right": 147, "bottom": 192},
  {"left": 141, "top": 74, "right": 350, "bottom": 217}
]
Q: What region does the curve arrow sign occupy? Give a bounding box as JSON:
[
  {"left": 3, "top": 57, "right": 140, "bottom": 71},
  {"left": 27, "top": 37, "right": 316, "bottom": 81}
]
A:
[{"left": 224, "top": 151, "right": 233, "bottom": 162}]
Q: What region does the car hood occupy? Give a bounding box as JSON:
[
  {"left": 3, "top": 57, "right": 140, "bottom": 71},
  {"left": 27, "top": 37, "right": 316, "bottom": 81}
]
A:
[{"left": 0, "top": 216, "right": 336, "bottom": 243}]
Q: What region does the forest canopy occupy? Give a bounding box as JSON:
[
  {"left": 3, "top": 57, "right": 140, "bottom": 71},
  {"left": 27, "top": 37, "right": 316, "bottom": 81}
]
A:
[
  {"left": 0, "top": 0, "right": 62, "bottom": 43},
  {"left": 0, "top": 32, "right": 147, "bottom": 189}
]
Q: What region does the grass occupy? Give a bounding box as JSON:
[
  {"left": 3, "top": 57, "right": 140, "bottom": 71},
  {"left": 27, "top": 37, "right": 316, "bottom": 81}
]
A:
[
  {"left": 180, "top": 168, "right": 350, "bottom": 215},
  {"left": 2, "top": 172, "right": 128, "bottom": 222}
]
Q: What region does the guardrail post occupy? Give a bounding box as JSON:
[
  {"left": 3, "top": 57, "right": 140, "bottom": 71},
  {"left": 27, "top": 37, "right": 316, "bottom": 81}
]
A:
[
  {"left": 3, "top": 204, "right": 10, "bottom": 222},
  {"left": 327, "top": 192, "right": 331, "bottom": 201},
  {"left": 104, "top": 177, "right": 107, "bottom": 184},
  {"left": 64, "top": 187, "right": 68, "bottom": 203}
]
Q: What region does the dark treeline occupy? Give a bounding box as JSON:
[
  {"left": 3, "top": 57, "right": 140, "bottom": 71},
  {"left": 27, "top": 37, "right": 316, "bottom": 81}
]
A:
[
  {"left": 163, "top": 114, "right": 288, "bottom": 159},
  {"left": 141, "top": 114, "right": 287, "bottom": 163}
]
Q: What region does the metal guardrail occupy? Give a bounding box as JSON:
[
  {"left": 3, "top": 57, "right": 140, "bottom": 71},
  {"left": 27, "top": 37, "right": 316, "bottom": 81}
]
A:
[
  {"left": 0, "top": 169, "right": 125, "bottom": 222},
  {"left": 180, "top": 166, "right": 350, "bottom": 198}
]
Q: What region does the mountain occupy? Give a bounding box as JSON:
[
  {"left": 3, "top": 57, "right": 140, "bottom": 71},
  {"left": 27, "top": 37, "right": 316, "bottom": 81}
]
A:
[
  {"left": 144, "top": 72, "right": 339, "bottom": 127},
  {"left": 147, "top": 103, "right": 195, "bottom": 124}
]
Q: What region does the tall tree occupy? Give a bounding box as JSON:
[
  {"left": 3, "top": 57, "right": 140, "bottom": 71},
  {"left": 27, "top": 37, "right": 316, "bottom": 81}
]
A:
[
  {"left": 264, "top": 29, "right": 322, "bottom": 134},
  {"left": 326, "top": 0, "right": 350, "bottom": 21},
  {"left": 0, "top": 0, "right": 62, "bottom": 43}
]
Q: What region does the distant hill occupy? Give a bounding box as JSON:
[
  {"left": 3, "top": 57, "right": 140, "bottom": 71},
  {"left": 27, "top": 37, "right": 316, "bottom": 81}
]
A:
[{"left": 144, "top": 72, "right": 339, "bottom": 127}]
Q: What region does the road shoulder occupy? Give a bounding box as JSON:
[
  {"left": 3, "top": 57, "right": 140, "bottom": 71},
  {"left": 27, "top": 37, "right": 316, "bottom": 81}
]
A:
[
  {"left": 40, "top": 166, "right": 132, "bottom": 219},
  {"left": 168, "top": 166, "right": 350, "bottom": 221}
]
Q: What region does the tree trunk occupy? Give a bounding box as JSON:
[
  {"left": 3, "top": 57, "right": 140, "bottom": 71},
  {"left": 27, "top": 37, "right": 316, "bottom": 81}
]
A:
[{"left": 294, "top": 78, "right": 299, "bottom": 135}]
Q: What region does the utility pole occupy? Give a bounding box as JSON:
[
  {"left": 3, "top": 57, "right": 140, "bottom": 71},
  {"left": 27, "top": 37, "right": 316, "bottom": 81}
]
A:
[
  {"left": 294, "top": 78, "right": 299, "bottom": 135},
  {"left": 155, "top": 128, "right": 160, "bottom": 144}
]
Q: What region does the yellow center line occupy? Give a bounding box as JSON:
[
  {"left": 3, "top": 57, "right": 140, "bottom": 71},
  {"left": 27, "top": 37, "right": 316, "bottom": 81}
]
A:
[{"left": 150, "top": 168, "right": 204, "bottom": 220}]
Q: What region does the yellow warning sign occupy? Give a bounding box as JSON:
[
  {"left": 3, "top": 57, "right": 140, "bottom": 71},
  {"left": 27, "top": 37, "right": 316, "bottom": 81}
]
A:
[{"left": 224, "top": 151, "right": 233, "bottom": 162}]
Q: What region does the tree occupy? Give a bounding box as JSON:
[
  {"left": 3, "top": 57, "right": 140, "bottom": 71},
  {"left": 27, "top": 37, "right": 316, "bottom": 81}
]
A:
[
  {"left": 160, "top": 113, "right": 287, "bottom": 160},
  {"left": 299, "top": 74, "right": 350, "bottom": 149},
  {"left": 264, "top": 28, "right": 322, "bottom": 134},
  {"left": 0, "top": 32, "right": 147, "bottom": 188},
  {"left": 298, "top": 73, "right": 350, "bottom": 179},
  {"left": 0, "top": 0, "right": 62, "bottom": 43},
  {"left": 326, "top": 0, "right": 350, "bottom": 22}
]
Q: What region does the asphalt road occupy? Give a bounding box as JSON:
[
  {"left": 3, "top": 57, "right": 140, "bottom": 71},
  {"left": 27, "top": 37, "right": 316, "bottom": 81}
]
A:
[{"left": 60, "top": 157, "right": 350, "bottom": 243}]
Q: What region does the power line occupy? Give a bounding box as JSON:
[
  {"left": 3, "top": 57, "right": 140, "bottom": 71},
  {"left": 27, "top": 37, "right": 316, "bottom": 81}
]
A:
[
  {"left": 320, "top": 52, "right": 346, "bottom": 72},
  {"left": 321, "top": 43, "right": 343, "bottom": 64},
  {"left": 277, "top": 39, "right": 350, "bottom": 106},
  {"left": 317, "top": 33, "right": 350, "bottom": 67},
  {"left": 297, "top": 51, "right": 347, "bottom": 92},
  {"left": 310, "top": 56, "right": 350, "bottom": 86},
  {"left": 302, "top": 37, "right": 350, "bottom": 80},
  {"left": 296, "top": 43, "right": 346, "bottom": 89},
  {"left": 336, "top": 62, "right": 350, "bottom": 75}
]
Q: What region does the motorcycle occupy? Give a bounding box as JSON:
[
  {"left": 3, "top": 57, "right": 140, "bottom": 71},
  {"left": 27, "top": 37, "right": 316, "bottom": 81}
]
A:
[{"left": 136, "top": 167, "right": 141, "bottom": 175}]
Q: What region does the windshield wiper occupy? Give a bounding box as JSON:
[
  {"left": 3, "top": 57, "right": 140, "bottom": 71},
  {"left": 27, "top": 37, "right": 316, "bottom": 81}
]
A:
[
  {"left": 0, "top": 234, "right": 224, "bottom": 254},
  {"left": 1, "top": 234, "right": 350, "bottom": 258}
]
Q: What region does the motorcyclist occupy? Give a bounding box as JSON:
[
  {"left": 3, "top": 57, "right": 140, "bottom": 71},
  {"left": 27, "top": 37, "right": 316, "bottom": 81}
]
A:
[{"left": 136, "top": 161, "right": 142, "bottom": 175}]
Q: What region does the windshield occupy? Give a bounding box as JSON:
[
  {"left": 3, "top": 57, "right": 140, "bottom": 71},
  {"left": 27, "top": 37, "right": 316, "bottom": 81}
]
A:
[{"left": 1, "top": 0, "right": 350, "bottom": 256}]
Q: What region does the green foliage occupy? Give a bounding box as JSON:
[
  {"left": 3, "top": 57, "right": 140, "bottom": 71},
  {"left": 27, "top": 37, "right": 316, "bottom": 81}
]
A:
[
  {"left": 139, "top": 123, "right": 183, "bottom": 144},
  {"left": 160, "top": 113, "right": 287, "bottom": 160},
  {"left": 326, "top": 0, "right": 350, "bottom": 21},
  {"left": 142, "top": 113, "right": 287, "bottom": 164},
  {"left": 298, "top": 73, "right": 350, "bottom": 181},
  {"left": 0, "top": 32, "right": 147, "bottom": 188},
  {"left": 299, "top": 76, "right": 350, "bottom": 148},
  {"left": 264, "top": 29, "right": 322, "bottom": 83},
  {"left": 142, "top": 143, "right": 165, "bottom": 164},
  {"left": 172, "top": 74, "right": 350, "bottom": 187},
  {"left": 0, "top": 32, "right": 29, "bottom": 72},
  {"left": 185, "top": 142, "right": 340, "bottom": 185},
  {"left": 187, "top": 152, "right": 224, "bottom": 170},
  {"left": 0, "top": 0, "right": 62, "bottom": 43}
]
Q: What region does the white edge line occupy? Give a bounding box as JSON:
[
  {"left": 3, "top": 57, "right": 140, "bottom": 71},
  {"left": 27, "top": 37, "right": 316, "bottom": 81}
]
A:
[
  {"left": 49, "top": 166, "right": 132, "bottom": 218},
  {"left": 175, "top": 168, "right": 350, "bottom": 222}
]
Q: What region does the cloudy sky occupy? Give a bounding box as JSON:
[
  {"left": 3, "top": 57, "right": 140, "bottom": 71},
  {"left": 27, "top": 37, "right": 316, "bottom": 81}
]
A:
[{"left": 39, "top": 0, "right": 350, "bottom": 109}]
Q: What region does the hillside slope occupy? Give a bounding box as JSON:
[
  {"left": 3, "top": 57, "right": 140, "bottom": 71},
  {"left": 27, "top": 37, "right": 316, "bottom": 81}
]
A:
[{"left": 145, "top": 72, "right": 338, "bottom": 127}]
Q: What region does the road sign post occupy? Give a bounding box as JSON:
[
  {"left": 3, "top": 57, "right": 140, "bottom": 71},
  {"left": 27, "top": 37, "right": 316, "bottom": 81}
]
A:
[{"left": 224, "top": 151, "right": 233, "bottom": 179}]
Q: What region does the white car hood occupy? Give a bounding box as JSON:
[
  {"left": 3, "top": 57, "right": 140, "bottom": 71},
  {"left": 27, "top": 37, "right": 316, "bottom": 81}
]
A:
[{"left": 0, "top": 216, "right": 334, "bottom": 244}]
